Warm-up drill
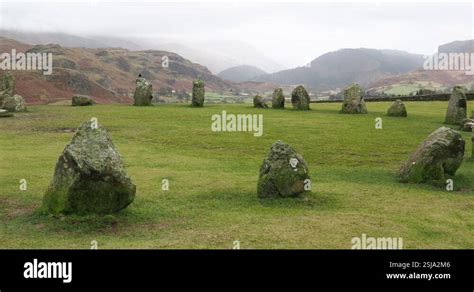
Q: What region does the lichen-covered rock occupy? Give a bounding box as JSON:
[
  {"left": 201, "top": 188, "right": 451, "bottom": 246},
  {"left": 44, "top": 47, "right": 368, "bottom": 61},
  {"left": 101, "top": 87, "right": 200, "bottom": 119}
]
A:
[
  {"left": 0, "top": 72, "right": 16, "bottom": 104},
  {"left": 460, "top": 118, "right": 474, "bottom": 132},
  {"left": 387, "top": 99, "right": 407, "bottom": 117},
  {"left": 398, "top": 127, "right": 465, "bottom": 186},
  {"left": 341, "top": 83, "right": 367, "bottom": 114},
  {"left": 133, "top": 77, "right": 153, "bottom": 106},
  {"left": 191, "top": 80, "right": 205, "bottom": 107},
  {"left": 272, "top": 88, "right": 285, "bottom": 109},
  {"left": 0, "top": 109, "right": 13, "bottom": 118},
  {"left": 42, "top": 121, "right": 136, "bottom": 214},
  {"left": 253, "top": 95, "right": 268, "bottom": 108},
  {"left": 2, "top": 95, "right": 27, "bottom": 112},
  {"left": 72, "top": 95, "right": 94, "bottom": 106},
  {"left": 291, "top": 85, "right": 310, "bottom": 110},
  {"left": 257, "top": 140, "right": 310, "bottom": 198},
  {"left": 444, "top": 86, "right": 467, "bottom": 125}
]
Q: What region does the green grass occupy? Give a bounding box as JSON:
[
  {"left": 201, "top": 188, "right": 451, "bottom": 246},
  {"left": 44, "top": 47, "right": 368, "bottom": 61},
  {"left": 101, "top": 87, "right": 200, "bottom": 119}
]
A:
[{"left": 1, "top": 102, "right": 473, "bottom": 249}]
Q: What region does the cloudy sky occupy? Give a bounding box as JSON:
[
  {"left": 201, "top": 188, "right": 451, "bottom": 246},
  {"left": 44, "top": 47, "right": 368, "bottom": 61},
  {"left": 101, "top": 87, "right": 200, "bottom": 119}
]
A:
[{"left": 0, "top": 0, "right": 472, "bottom": 68}]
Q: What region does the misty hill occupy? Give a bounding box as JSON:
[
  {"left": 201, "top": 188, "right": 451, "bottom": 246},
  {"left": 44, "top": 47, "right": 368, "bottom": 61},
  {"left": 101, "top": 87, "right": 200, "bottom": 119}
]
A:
[
  {"left": 438, "top": 39, "right": 474, "bottom": 54},
  {"left": 254, "top": 48, "right": 424, "bottom": 90},
  {"left": 217, "top": 65, "right": 267, "bottom": 82},
  {"left": 0, "top": 37, "right": 234, "bottom": 104}
]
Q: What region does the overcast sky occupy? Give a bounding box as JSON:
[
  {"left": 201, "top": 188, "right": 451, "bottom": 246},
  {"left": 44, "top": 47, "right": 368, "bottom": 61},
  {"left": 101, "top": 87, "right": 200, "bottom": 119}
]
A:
[{"left": 0, "top": 1, "right": 472, "bottom": 68}]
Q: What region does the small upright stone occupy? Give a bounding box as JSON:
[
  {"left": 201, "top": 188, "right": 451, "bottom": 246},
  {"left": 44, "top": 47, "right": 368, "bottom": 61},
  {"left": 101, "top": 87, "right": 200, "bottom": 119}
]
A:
[
  {"left": 42, "top": 121, "right": 136, "bottom": 214},
  {"left": 0, "top": 72, "right": 16, "bottom": 104},
  {"left": 387, "top": 99, "right": 407, "bottom": 117},
  {"left": 257, "top": 141, "right": 310, "bottom": 198},
  {"left": 72, "top": 95, "right": 94, "bottom": 106},
  {"left": 133, "top": 76, "right": 153, "bottom": 106},
  {"left": 398, "top": 127, "right": 465, "bottom": 186},
  {"left": 191, "top": 79, "right": 205, "bottom": 107},
  {"left": 253, "top": 95, "right": 268, "bottom": 108},
  {"left": 460, "top": 118, "right": 474, "bottom": 132},
  {"left": 291, "top": 85, "right": 310, "bottom": 110},
  {"left": 341, "top": 83, "right": 367, "bottom": 114},
  {"left": 444, "top": 86, "right": 467, "bottom": 125},
  {"left": 272, "top": 88, "right": 285, "bottom": 109},
  {"left": 2, "top": 95, "right": 27, "bottom": 112}
]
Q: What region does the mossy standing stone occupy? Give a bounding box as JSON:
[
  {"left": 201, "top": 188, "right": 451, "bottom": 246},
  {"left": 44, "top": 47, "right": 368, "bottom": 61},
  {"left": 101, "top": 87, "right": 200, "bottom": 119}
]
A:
[
  {"left": 133, "top": 77, "right": 153, "bottom": 106},
  {"left": 72, "top": 95, "right": 94, "bottom": 106},
  {"left": 42, "top": 121, "right": 136, "bottom": 214},
  {"left": 272, "top": 88, "right": 285, "bottom": 109},
  {"left": 291, "top": 85, "right": 310, "bottom": 110},
  {"left": 341, "top": 83, "right": 367, "bottom": 114},
  {"left": 192, "top": 80, "right": 205, "bottom": 107},
  {"left": 0, "top": 72, "right": 15, "bottom": 105},
  {"left": 2, "top": 94, "right": 27, "bottom": 112},
  {"left": 444, "top": 86, "right": 467, "bottom": 125},
  {"left": 253, "top": 95, "right": 268, "bottom": 108},
  {"left": 387, "top": 99, "right": 407, "bottom": 117},
  {"left": 257, "top": 140, "right": 310, "bottom": 198},
  {"left": 398, "top": 127, "right": 465, "bottom": 186}
]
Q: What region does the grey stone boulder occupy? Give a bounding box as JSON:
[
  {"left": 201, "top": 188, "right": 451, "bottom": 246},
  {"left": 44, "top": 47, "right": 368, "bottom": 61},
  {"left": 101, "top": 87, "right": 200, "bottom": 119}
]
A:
[
  {"left": 0, "top": 109, "right": 13, "bottom": 118},
  {"left": 341, "top": 83, "right": 367, "bottom": 114},
  {"left": 133, "top": 77, "right": 153, "bottom": 106},
  {"left": 2, "top": 94, "right": 27, "bottom": 112},
  {"left": 191, "top": 80, "right": 205, "bottom": 107},
  {"left": 387, "top": 99, "right": 407, "bottom": 117},
  {"left": 272, "top": 88, "right": 285, "bottom": 109},
  {"left": 72, "top": 95, "right": 94, "bottom": 106},
  {"left": 398, "top": 127, "right": 465, "bottom": 186},
  {"left": 257, "top": 140, "right": 310, "bottom": 198},
  {"left": 253, "top": 95, "right": 268, "bottom": 108},
  {"left": 42, "top": 121, "right": 136, "bottom": 214},
  {"left": 291, "top": 85, "right": 310, "bottom": 110},
  {"left": 444, "top": 86, "right": 467, "bottom": 125},
  {"left": 460, "top": 118, "right": 474, "bottom": 132}
]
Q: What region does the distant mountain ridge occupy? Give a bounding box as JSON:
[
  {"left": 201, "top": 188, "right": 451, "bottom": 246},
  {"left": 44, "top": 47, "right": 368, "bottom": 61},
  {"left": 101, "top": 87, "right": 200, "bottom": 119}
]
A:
[{"left": 217, "top": 65, "right": 267, "bottom": 83}]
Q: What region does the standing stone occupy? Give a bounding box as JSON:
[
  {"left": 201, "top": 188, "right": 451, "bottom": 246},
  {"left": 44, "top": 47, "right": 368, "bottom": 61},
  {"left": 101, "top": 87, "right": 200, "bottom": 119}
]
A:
[
  {"left": 133, "top": 77, "right": 153, "bottom": 106},
  {"left": 444, "top": 86, "right": 467, "bottom": 125},
  {"left": 398, "top": 127, "right": 465, "bottom": 186},
  {"left": 72, "top": 95, "right": 94, "bottom": 106},
  {"left": 272, "top": 88, "right": 285, "bottom": 109},
  {"left": 0, "top": 72, "right": 15, "bottom": 104},
  {"left": 0, "top": 109, "right": 13, "bottom": 118},
  {"left": 191, "top": 80, "right": 205, "bottom": 107},
  {"left": 42, "top": 121, "right": 136, "bottom": 214},
  {"left": 2, "top": 95, "right": 27, "bottom": 112},
  {"left": 291, "top": 85, "right": 310, "bottom": 110},
  {"left": 387, "top": 99, "right": 407, "bottom": 117},
  {"left": 257, "top": 140, "right": 310, "bottom": 198},
  {"left": 253, "top": 95, "right": 268, "bottom": 108},
  {"left": 341, "top": 83, "right": 368, "bottom": 114}
]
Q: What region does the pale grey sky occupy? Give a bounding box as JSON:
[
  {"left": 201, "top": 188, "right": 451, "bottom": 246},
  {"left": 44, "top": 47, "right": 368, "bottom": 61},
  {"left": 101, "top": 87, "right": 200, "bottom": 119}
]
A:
[{"left": 0, "top": 1, "right": 472, "bottom": 68}]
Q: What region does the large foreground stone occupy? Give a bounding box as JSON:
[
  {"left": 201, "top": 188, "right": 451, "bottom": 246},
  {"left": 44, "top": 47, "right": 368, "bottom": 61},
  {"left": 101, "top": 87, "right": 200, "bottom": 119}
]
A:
[
  {"left": 72, "top": 95, "right": 94, "bottom": 106},
  {"left": 133, "top": 77, "right": 153, "bottom": 106},
  {"left": 387, "top": 99, "right": 407, "bottom": 117},
  {"left": 291, "top": 85, "right": 310, "bottom": 110},
  {"left": 341, "top": 83, "right": 368, "bottom": 114},
  {"left": 257, "top": 141, "right": 310, "bottom": 198},
  {"left": 444, "top": 86, "right": 467, "bottom": 125},
  {"left": 191, "top": 80, "right": 205, "bottom": 107},
  {"left": 0, "top": 109, "right": 13, "bottom": 118},
  {"left": 42, "top": 121, "right": 136, "bottom": 214},
  {"left": 398, "top": 127, "right": 465, "bottom": 185},
  {"left": 2, "top": 95, "right": 27, "bottom": 112},
  {"left": 272, "top": 88, "right": 285, "bottom": 109},
  {"left": 253, "top": 95, "right": 268, "bottom": 108},
  {"left": 0, "top": 72, "right": 15, "bottom": 104}
]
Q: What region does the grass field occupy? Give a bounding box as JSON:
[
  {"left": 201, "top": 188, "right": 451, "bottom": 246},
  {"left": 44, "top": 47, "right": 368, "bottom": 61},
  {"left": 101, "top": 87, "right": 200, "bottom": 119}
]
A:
[{"left": 1, "top": 102, "right": 473, "bottom": 249}]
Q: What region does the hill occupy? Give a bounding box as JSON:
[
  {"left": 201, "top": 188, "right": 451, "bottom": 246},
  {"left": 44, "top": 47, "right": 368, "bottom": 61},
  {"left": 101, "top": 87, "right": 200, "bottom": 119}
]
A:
[
  {"left": 217, "top": 65, "right": 267, "bottom": 82},
  {"left": 254, "top": 48, "right": 424, "bottom": 91},
  {"left": 0, "top": 37, "right": 235, "bottom": 104}
]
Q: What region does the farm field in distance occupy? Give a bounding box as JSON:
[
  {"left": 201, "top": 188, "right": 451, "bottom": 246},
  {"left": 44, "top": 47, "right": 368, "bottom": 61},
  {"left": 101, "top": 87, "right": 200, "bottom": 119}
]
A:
[{"left": 1, "top": 102, "right": 473, "bottom": 249}]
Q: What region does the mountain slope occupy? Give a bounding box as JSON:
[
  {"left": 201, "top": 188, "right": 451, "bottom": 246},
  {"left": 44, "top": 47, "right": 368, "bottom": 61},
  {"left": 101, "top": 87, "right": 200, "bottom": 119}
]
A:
[
  {"left": 0, "top": 37, "right": 235, "bottom": 104},
  {"left": 255, "top": 48, "right": 424, "bottom": 90},
  {"left": 217, "top": 65, "right": 267, "bottom": 82}
]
